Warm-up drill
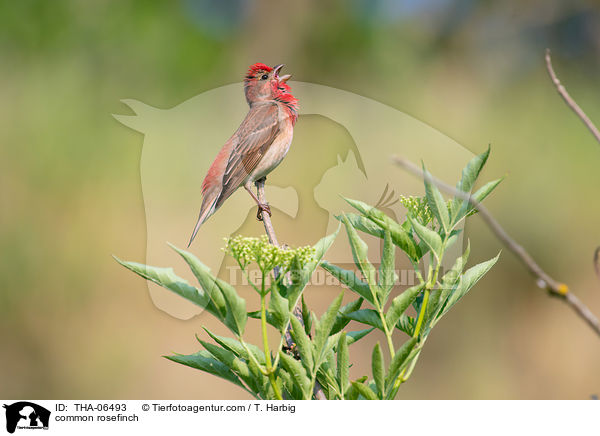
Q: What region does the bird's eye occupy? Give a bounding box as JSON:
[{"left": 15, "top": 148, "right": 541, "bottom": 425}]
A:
[{"left": 261, "top": 74, "right": 268, "bottom": 80}]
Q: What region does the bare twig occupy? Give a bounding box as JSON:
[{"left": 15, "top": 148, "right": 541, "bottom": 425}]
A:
[
  {"left": 545, "top": 49, "right": 600, "bottom": 146},
  {"left": 254, "top": 178, "right": 327, "bottom": 400},
  {"left": 392, "top": 156, "right": 600, "bottom": 338},
  {"left": 594, "top": 247, "right": 600, "bottom": 284},
  {"left": 255, "top": 178, "right": 280, "bottom": 248}
]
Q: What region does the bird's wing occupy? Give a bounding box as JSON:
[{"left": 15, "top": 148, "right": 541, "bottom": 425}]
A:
[{"left": 216, "top": 103, "right": 280, "bottom": 207}]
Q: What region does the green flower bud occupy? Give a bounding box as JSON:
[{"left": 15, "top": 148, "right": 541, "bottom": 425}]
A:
[{"left": 223, "top": 234, "right": 315, "bottom": 275}]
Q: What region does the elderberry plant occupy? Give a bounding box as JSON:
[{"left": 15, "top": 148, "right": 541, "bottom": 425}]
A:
[{"left": 115, "top": 147, "right": 501, "bottom": 399}]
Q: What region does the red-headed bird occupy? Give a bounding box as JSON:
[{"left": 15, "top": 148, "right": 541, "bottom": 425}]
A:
[{"left": 188, "top": 63, "right": 298, "bottom": 247}]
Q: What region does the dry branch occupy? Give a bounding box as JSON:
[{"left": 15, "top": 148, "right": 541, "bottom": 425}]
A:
[{"left": 545, "top": 49, "right": 600, "bottom": 146}]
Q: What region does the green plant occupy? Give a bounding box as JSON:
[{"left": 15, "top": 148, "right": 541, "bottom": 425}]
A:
[{"left": 115, "top": 148, "right": 501, "bottom": 399}]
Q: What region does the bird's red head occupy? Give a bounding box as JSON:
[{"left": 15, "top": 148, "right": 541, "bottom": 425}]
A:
[
  {"left": 245, "top": 63, "right": 273, "bottom": 80},
  {"left": 244, "top": 63, "right": 275, "bottom": 104},
  {"left": 244, "top": 62, "right": 298, "bottom": 123},
  {"left": 243, "top": 63, "right": 289, "bottom": 96}
]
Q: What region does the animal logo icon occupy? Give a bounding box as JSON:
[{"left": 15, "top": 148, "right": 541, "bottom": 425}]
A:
[{"left": 3, "top": 402, "right": 50, "bottom": 433}]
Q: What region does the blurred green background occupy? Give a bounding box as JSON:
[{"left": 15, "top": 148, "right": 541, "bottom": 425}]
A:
[{"left": 1, "top": 0, "right": 599, "bottom": 399}]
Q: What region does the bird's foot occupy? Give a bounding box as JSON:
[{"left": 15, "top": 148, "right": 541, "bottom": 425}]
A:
[
  {"left": 254, "top": 176, "right": 267, "bottom": 186},
  {"left": 256, "top": 203, "right": 272, "bottom": 221}
]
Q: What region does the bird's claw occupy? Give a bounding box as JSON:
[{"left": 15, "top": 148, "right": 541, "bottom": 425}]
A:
[{"left": 256, "top": 203, "right": 272, "bottom": 221}]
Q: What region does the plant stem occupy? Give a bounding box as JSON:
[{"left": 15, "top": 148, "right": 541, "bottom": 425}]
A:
[
  {"left": 413, "top": 240, "right": 443, "bottom": 340},
  {"left": 379, "top": 309, "right": 395, "bottom": 357},
  {"left": 388, "top": 290, "right": 430, "bottom": 398},
  {"left": 413, "top": 289, "right": 430, "bottom": 339},
  {"left": 236, "top": 259, "right": 261, "bottom": 294},
  {"left": 260, "top": 281, "right": 283, "bottom": 400},
  {"left": 260, "top": 294, "right": 271, "bottom": 368},
  {"left": 390, "top": 247, "right": 443, "bottom": 397}
]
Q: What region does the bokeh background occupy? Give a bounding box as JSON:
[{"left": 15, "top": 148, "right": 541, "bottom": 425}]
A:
[{"left": 1, "top": 0, "right": 599, "bottom": 399}]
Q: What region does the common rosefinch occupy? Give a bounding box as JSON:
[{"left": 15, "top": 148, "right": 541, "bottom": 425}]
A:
[{"left": 188, "top": 63, "right": 298, "bottom": 246}]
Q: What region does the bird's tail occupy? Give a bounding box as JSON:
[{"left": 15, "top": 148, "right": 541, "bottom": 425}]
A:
[{"left": 187, "top": 195, "right": 219, "bottom": 247}]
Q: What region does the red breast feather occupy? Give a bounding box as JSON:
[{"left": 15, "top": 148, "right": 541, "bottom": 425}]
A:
[{"left": 274, "top": 82, "right": 298, "bottom": 125}]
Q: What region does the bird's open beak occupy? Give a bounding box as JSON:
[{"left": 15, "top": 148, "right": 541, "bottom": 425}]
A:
[
  {"left": 273, "top": 64, "right": 291, "bottom": 82},
  {"left": 273, "top": 64, "right": 284, "bottom": 77},
  {"left": 273, "top": 63, "right": 287, "bottom": 79}
]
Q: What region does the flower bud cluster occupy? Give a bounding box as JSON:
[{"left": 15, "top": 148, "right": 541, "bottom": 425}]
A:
[
  {"left": 399, "top": 195, "right": 434, "bottom": 225},
  {"left": 224, "top": 235, "right": 315, "bottom": 274}
]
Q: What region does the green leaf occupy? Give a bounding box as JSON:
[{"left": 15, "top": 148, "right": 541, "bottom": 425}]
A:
[
  {"left": 345, "top": 309, "right": 384, "bottom": 331},
  {"left": 268, "top": 283, "right": 289, "bottom": 332},
  {"left": 167, "top": 245, "right": 227, "bottom": 318},
  {"left": 290, "top": 316, "right": 315, "bottom": 373},
  {"left": 395, "top": 314, "right": 416, "bottom": 336},
  {"left": 286, "top": 228, "right": 339, "bottom": 310},
  {"left": 386, "top": 284, "right": 423, "bottom": 331},
  {"left": 346, "top": 328, "right": 374, "bottom": 345},
  {"left": 166, "top": 350, "right": 246, "bottom": 390},
  {"left": 443, "top": 252, "right": 500, "bottom": 315},
  {"left": 301, "top": 296, "right": 313, "bottom": 336},
  {"left": 408, "top": 216, "right": 442, "bottom": 260},
  {"left": 277, "top": 366, "right": 300, "bottom": 400},
  {"left": 199, "top": 341, "right": 260, "bottom": 394},
  {"left": 450, "top": 146, "right": 490, "bottom": 221},
  {"left": 457, "top": 146, "right": 490, "bottom": 194},
  {"left": 286, "top": 256, "right": 309, "bottom": 310},
  {"left": 337, "top": 332, "right": 349, "bottom": 398},
  {"left": 379, "top": 230, "right": 397, "bottom": 303},
  {"left": 372, "top": 343, "right": 385, "bottom": 398},
  {"left": 454, "top": 177, "right": 503, "bottom": 224},
  {"left": 340, "top": 214, "right": 379, "bottom": 297},
  {"left": 425, "top": 287, "right": 442, "bottom": 327},
  {"left": 443, "top": 241, "right": 471, "bottom": 288},
  {"left": 339, "top": 213, "right": 385, "bottom": 238},
  {"left": 316, "top": 362, "right": 338, "bottom": 400},
  {"left": 386, "top": 221, "right": 421, "bottom": 261},
  {"left": 247, "top": 310, "right": 279, "bottom": 330},
  {"left": 311, "top": 312, "right": 320, "bottom": 341},
  {"left": 343, "top": 197, "right": 382, "bottom": 218},
  {"left": 202, "top": 328, "right": 265, "bottom": 365},
  {"left": 321, "top": 261, "right": 374, "bottom": 305},
  {"left": 330, "top": 297, "right": 363, "bottom": 335},
  {"left": 279, "top": 352, "right": 312, "bottom": 399},
  {"left": 472, "top": 177, "right": 502, "bottom": 203},
  {"left": 322, "top": 327, "right": 374, "bottom": 366},
  {"left": 345, "top": 376, "right": 367, "bottom": 400},
  {"left": 430, "top": 241, "right": 471, "bottom": 324},
  {"left": 309, "top": 226, "right": 340, "bottom": 268},
  {"left": 218, "top": 280, "right": 247, "bottom": 336},
  {"left": 385, "top": 337, "right": 417, "bottom": 390},
  {"left": 314, "top": 292, "right": 345, "bottom": 360},
  {"left": 350, "top": 381, "right": 378, "bottom": 400},
  {"left": 114, "top": 256, "right": 225, "bottom": 320},
  {"left": 423, "top": 164, "right": 450, "bottom": 233},
  {"left": 445, "top": 229, "right": 462, "bottom": 250},
  {"left": 341, "top": 198, "right": 420, "bottom": 261},
  {"left": 465, "top": 178, "right": 503, "bottom": 217}
]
